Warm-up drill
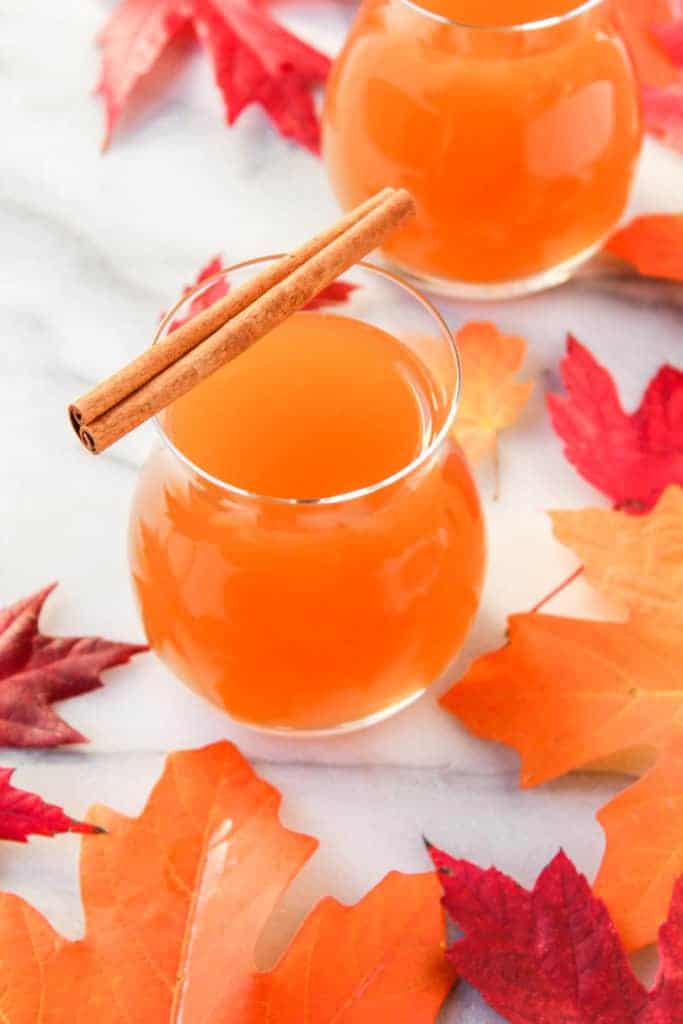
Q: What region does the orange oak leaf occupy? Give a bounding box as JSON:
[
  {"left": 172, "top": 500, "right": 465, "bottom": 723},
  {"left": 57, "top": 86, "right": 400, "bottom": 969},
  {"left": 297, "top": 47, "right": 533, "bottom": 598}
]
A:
[
  {"left": 551, "top": 486, "right": 683, "bottom": 626},
  {"left": 605, "top": 215, "right": 683, "bottom": 283},
  {"left": 595, "top": 734, "right": 683, "bottom": 952},
  {"left": 452, "top": 321, "right": 534, "bottom": 466},
  {"left": 0, "top": 742, "right": 452, "bottom": 1022}
]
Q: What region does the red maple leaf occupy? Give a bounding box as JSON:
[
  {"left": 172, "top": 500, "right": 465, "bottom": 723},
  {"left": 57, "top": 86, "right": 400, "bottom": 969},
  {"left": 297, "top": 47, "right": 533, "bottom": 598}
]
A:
[
  {"left": 96, "top": 0, "right": 330, "bottom": 152},
  {"left": 0, "top": 768, "right": 101, "bottom": 842},
  {"left": 169, "top": 254, "right": 228, "bottom": 330},
  {"left": 0, "top": 584, "right": 147, "bottom": 748},
  {"left": 642, "top": 85, "right": 683, "bottom": 152},
  {"left": 643, "top": 16, "right": 683, "bottom": 151},
  {"left": 304, "top": 278, "right": 358, "bottom": 310},
  {"left": 169, "top": 254, "right": 358, "bottom": 329},
  {"left": 429, "top": 845, "right": 683, "bottom": 1024},
  {"left": 547, "top": 335, "right": 683, "bottom": 513},
  {"left": 651, "top": 18, "right": 683, "bottom": 67}
]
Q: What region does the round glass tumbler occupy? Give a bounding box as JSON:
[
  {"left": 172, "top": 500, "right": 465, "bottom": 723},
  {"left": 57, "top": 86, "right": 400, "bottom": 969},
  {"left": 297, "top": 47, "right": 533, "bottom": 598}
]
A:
[
  {"left": 323, "top": 0, "right": 643, "bottom": 298},
  {"left": 129, "top": 259, "right": 486, "bottom": 734}
]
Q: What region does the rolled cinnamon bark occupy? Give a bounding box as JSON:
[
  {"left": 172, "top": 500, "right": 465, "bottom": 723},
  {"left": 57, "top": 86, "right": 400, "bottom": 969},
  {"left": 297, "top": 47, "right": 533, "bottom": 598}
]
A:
[{"left": 69, "top": 187, "right": 416, "bottom": 455}]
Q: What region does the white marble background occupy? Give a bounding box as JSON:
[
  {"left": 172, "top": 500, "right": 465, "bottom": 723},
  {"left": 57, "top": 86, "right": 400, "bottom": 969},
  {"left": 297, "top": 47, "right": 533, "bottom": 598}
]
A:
[{"left": 2, "top": 1, "right": 682, "bottom": 1018}]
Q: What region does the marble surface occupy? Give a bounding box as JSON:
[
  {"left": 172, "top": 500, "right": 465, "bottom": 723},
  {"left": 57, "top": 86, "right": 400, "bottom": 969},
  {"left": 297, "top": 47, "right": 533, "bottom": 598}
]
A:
[{"left": 2, "top": 1, "right": 682, "bottom": 1017}]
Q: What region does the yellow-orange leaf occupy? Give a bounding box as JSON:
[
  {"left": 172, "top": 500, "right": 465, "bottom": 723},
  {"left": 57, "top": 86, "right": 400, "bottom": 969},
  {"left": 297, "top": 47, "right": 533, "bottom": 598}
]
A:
[
  {"left": 595, "top": 734, "right": 683, "bottom": 952},
  {"left": 605, "top": 214, "right": 683, "bottom": 282},
  {"left": 551, "top": 486, "right": 683, "bottom": 625},
  {"left": 442, "top": 613, "right": 683, "bottom": 788},
  {"left": 0, "top": 742, "right": 451, "bottom": 1022},
  {"left": 452, "top": 321, "right": 534, "bottom": 465}
]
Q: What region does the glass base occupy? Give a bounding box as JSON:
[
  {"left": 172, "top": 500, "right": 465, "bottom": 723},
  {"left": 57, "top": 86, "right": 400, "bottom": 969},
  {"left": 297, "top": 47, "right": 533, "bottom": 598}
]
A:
[
  {"left": 380, "top": 238, "right": 606, "bottom": 301},
  {"left": 225, "top": 686, "right": 427, "bottom": 738}
]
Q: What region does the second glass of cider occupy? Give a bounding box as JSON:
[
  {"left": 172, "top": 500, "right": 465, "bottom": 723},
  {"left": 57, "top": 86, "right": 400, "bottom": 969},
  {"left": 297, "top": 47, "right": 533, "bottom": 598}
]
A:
[{"left": 323, "top": 0, "right": 642, "bottom": 297}]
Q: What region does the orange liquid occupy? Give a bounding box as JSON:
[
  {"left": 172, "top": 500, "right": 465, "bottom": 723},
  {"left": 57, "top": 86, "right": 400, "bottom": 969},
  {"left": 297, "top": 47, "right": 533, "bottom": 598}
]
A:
[
  {"left": 323, "top": 0, "right": 642, "bottom": 285},
  {"left": 130, "top": 312, "right": 485, "bottom": 731},
  {"left": 419, "top": 0, "right": 590, "bottom": 25}
]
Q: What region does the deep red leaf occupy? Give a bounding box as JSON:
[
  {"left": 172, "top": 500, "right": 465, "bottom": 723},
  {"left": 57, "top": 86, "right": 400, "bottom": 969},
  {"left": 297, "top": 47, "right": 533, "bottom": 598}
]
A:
[
  {"left": 97, "top": 0, "right": 330, "bottom": 152},
  {"left": 547, "top": 335, "right": 683, "bottom": 513},
  {"left": 169, "top": 254, "right": 358, "bottom": 329},
  {"left": 429, "top": 845, "right": 683, "bottom": 1024},
  {"left": 653, "top": 879, "right": 683, "bottom": 1022},
  {"left": 0, "top": 767, "right": 100, "bottom": 843},
  {"left": 304, "top": 278, "right": 358, "bottom": 309},
  {"left": 642, "top": 84, "right": 683, "bottom": 152},
  {"left": 651, "top": 18, "right": 683, "bottom": 66},
  {"left": 180, "top": 254, "right": 226, "bottom": 302},
  {"left": 0, "top": 584, "right": 147, "bottom": 748},
  {"left": 194, "top": 0, "right": 330, "bottom": 153},
  {"left": 611, "top": 0, "right": 683, "bottom": 88},
  {"left": 169, "top": 254, "right": 228, "bottom": 330}
]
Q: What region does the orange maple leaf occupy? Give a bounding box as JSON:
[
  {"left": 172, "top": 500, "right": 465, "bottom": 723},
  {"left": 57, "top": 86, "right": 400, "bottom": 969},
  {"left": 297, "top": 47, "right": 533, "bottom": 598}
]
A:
[
  {"left": 605, "top": 214, "right": 683, "bottom": 283},
  {"left": 551, "top": 486, "right": 683, "bottom": 626},
  {"left": 443, "top": 487, "right": 683, "bottom": 786},
  {"left": 452, "top": 321, "right": 534, "bottom": 467},
  {"left": 442, "top": 487, "right": 683, "bottom": 951},
  {"left": 595, "top": 733, "right": 683, "bottom": 952},
  {"left": 0, "top": 742, "right": 451, "bottom": 1022},
  {"left": 442, "top": 612, "right": 683, "bottom": 788}
]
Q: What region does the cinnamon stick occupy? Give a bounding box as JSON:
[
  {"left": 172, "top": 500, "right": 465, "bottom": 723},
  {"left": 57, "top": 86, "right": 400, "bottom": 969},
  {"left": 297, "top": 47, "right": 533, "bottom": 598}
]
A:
[
  {"left": 70, "top": 188, "right": 394, "bottom": 430},
  {"left": 69, "top": 188, "right": 416, "bottom": 455}
]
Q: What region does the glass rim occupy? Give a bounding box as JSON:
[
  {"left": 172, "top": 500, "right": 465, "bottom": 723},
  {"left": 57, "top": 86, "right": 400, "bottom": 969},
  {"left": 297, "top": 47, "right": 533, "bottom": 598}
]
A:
[
  {"left": 152, "top": 254, "right": 461, "bottom": 507},
  {"left": 396, "top": 0, "right": 603, "bottom": 32}
]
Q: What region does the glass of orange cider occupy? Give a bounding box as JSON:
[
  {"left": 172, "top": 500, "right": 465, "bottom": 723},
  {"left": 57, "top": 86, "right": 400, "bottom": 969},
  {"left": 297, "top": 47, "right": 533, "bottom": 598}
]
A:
[
  {"left": 323, "top": 0, "right": 642, "bottom": 297},
  {"left": 129, "top": 257, "right": 485, "bottom": 733}
]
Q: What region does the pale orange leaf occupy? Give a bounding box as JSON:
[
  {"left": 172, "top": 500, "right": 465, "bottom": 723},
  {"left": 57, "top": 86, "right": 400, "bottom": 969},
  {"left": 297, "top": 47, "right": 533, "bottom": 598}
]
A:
[
  {"left": 551, "top": 486, "right": 683, "bottom": 626},
  {"left": 452, "top": 321, "right": 534, "bottom": 466}
]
